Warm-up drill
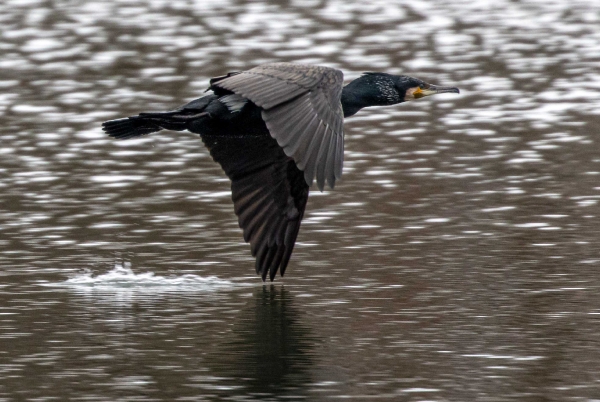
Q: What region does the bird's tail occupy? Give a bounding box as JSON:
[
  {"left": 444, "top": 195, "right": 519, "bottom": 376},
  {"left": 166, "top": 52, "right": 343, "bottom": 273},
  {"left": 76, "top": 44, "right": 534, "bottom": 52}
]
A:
[
  {"left": 101, "top": 116, "right": 161, "bottom": 139},
  {"left": 102, "top": 111, "right": 203, "bottom": 140}
]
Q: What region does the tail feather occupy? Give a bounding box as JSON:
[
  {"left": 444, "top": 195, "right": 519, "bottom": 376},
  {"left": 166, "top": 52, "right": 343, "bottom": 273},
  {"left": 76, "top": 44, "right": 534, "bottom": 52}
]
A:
[
  {"left": 102, "top": 116, "right": 162, "bottom": 139},
  {"left": 102, "top": 110, "right": 210, "bottom": 139}
]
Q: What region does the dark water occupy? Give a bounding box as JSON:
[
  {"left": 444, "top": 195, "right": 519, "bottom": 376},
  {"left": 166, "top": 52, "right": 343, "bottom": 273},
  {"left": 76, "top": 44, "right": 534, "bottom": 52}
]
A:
[{"left": 2, "top": 0, "right": 600, "bottom": 400}]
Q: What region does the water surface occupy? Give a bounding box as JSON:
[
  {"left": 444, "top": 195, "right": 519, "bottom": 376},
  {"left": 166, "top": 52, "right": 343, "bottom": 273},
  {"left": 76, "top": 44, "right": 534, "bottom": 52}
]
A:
[{"left": 1, "top": 0, "right": 600, "bottom": 400}]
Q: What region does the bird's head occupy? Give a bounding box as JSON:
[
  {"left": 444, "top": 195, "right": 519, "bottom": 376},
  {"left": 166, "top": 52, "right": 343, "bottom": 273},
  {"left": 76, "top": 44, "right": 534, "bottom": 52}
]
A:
[{"left": 342, "top": 72, "right": 459, "bottom": 117}]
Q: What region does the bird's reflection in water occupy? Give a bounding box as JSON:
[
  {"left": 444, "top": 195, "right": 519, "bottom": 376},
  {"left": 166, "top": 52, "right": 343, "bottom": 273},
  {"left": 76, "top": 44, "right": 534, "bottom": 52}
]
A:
[{"left": 216, "top": 285, "right": 316, "bottom": 400}]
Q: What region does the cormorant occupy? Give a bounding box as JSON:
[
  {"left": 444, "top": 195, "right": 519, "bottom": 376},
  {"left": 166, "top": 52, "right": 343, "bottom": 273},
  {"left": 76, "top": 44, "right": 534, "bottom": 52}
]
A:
[{"left": 102, "top": 63, "right": 459, "bottom": 281}]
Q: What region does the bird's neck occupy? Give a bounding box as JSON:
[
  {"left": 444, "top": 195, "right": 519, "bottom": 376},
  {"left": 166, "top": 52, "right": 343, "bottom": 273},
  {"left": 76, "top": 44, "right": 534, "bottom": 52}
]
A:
[
  {"left": 341, "top": 80, "right": 367, "bottom": 118},
  {"left": 341, "top": 75, "right": 403, "bottom": 118}
]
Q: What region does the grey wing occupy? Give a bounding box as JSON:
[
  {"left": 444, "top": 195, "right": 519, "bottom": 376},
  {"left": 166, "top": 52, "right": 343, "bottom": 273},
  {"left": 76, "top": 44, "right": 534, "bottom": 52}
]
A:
[{"left": 213, "top": 63, "right": 345, "bottom": 191}]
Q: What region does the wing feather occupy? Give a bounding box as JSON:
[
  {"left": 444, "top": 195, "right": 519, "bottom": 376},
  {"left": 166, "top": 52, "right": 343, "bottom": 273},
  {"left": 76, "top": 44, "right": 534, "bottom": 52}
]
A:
[
  {"left": 314, "top": 127, "right": 333, "bottom": 191},
  {"left": 299, "top": 121, "right": 326, "bottom": 187},
  {"left": 334, "top": 132, "right": 344, "bottom": 180},
  {"left": 323, "top": 127, "right": 339, "bottom": 189}
]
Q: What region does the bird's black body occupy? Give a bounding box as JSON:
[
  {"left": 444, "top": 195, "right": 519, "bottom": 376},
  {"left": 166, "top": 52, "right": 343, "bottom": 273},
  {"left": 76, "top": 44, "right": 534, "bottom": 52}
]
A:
[{"left": 102, "top": 62, "right": 459, "bottom": 281}]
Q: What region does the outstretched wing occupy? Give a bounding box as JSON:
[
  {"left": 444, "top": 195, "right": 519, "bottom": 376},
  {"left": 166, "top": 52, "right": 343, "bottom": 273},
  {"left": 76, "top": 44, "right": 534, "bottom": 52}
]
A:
[
  {"left": 202, "top": 134, "right": 309, "bottom": 281},
  {"left": 212, "top": 63, "right": 345, "bottom": 191}
]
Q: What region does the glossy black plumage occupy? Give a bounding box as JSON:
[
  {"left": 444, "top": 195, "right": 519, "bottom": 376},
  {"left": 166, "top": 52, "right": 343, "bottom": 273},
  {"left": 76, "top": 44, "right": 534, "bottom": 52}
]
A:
[{"left": 101, "top": 62, "right": 459, "bottom": 281}]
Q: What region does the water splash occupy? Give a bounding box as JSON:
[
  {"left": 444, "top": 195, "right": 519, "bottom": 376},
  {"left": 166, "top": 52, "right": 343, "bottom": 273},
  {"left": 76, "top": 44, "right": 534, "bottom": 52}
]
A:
[{"left": 46, "top": 262, "right": 240, "bottom": 293}]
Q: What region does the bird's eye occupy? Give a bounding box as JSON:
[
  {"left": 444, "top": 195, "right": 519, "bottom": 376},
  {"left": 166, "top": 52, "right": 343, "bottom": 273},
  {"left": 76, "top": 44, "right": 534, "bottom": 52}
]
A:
[{"left": 419, "top": 84, "right": 425, "bottom": 89}]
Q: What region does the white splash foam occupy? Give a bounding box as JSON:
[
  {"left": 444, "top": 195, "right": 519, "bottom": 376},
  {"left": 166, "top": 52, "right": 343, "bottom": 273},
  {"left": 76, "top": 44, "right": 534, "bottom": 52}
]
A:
[{"left": 48, "top": 262, "right": 238, "bottom": 292}]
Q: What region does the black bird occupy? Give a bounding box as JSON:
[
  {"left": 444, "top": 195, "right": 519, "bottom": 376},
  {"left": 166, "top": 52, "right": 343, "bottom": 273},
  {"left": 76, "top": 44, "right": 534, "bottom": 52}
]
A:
[{"left": 102, "top": 63, "right": 459, "bottom": 281}]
